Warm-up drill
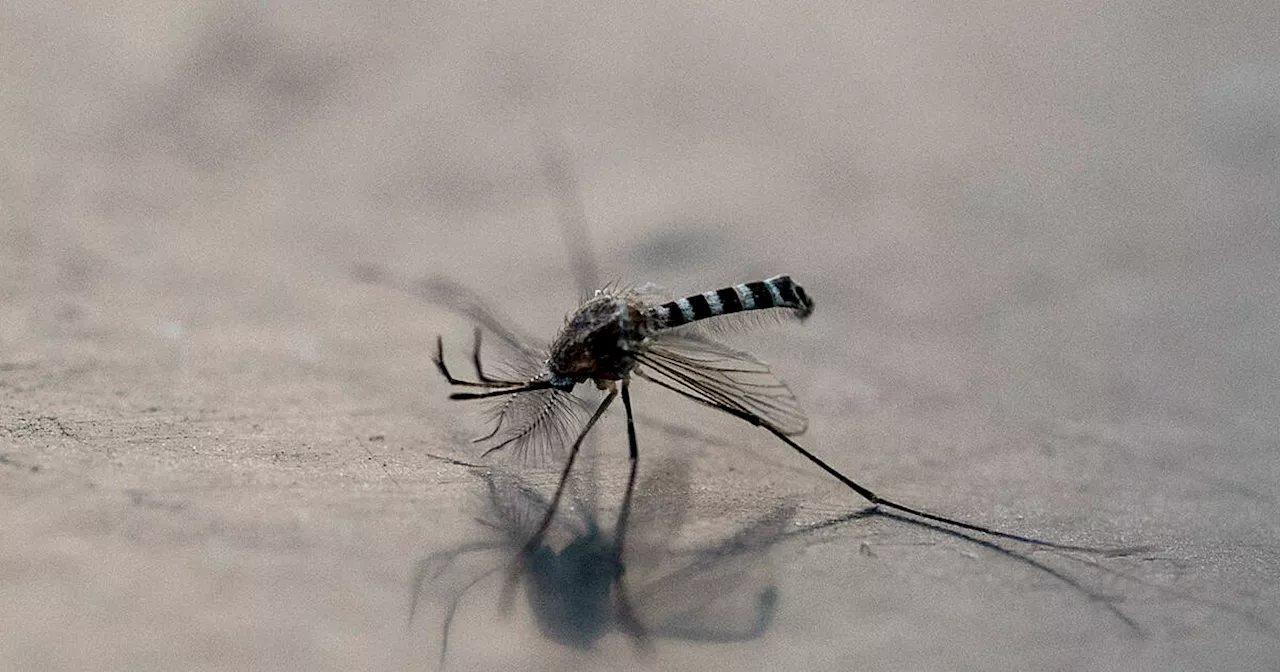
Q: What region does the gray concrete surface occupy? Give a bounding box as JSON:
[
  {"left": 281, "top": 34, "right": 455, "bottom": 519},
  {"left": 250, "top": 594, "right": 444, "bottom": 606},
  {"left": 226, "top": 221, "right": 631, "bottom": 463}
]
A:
[{"left": 3, "top": 2, "right": 1278, "bottom": 670}]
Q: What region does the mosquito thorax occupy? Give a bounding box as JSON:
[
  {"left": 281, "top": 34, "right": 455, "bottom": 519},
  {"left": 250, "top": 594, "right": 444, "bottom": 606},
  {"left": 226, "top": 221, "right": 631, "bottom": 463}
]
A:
[{"left": 547, "top": 292, "right": 653, "bottom": 385}]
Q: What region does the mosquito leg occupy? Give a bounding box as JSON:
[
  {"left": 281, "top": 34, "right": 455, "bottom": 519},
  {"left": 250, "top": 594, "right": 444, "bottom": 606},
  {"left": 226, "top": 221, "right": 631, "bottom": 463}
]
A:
[
  {"left": 870, "top": 509, "right": 1140, "bottom": 632},
  {"left": 524, "top": 389, "right": 618, "bottom": 552},
  {"left": 615, "top": 380, "right": 641, "bottom": 554},
  {"left": 497, "top": 390, "right": 618, "bottom": 612},
  {"left": 449, "top": 380, "right": 555, "bottom": 401},
  {"left": 634, "top": 370, "right": 1117, "bottom": 553},
  {"left": 760, "top": 425, "right": 1118, "bottom": 551},
  {"left": 468, "top": 327, "right": 504, "bottom": 384},
  {"left": 434, "top": 336, "right": 519, "bottom": 388},
  {"left": 611, "top": 380, "right": 649, "bottom": 644}
]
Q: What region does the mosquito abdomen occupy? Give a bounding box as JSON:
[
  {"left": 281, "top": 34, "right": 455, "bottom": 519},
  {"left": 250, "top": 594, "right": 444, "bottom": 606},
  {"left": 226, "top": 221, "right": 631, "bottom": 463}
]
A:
[{"left": 649, "top": 275, "right": 814, "bottom": 328}]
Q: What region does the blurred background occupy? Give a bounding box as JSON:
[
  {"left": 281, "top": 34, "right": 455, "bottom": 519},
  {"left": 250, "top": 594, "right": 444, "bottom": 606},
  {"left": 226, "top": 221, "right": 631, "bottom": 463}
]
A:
[{"left": 2, "top": 1, "right": 1278, "bottom": 670}]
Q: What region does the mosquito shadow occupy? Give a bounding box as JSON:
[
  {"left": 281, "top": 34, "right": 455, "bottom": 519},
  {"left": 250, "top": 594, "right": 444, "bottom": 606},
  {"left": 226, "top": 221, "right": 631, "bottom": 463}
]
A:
[{"left": 408, "top": 457, "right": 793, "bottom": 667}]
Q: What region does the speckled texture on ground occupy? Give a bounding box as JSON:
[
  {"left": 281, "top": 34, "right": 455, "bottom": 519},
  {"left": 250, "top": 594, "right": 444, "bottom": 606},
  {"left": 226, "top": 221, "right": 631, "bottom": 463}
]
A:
[{"left": 3, "top": 3, "right": 1278, "bottom": 670}]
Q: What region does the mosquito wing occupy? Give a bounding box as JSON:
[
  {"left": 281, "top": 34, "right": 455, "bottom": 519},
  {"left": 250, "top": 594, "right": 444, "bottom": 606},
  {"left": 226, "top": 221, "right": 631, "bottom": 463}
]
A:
[
  {"left": 624, "top": 456, "right": 694, "bottom": 574},
  {"left": 634, "top": 333, "right": 808, "bottom": 435},
  {"left": 413, "top": 275, "right": 547, "bottom": 359}
]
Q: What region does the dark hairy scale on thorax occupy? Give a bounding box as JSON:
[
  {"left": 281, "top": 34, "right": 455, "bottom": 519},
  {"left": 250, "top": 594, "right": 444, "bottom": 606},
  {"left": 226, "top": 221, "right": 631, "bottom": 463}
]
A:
[{"left": 548, "top": 295, "right": 653, "bottom": 387}]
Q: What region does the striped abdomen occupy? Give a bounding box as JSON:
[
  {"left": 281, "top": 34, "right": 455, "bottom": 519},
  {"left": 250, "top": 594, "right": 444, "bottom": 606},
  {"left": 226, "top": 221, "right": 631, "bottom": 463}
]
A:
[{"left": 648, "top": 275, "right": 814, "bottom": 329}]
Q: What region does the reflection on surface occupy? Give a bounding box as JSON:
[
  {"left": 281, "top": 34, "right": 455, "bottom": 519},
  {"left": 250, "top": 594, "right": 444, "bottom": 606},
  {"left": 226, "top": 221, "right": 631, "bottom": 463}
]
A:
[
  {"left": 408, "top": 455, "right": 1174, "bottom": 669},
  {"left": 410, "top": 458, "right": 790, "bottom": 666}
]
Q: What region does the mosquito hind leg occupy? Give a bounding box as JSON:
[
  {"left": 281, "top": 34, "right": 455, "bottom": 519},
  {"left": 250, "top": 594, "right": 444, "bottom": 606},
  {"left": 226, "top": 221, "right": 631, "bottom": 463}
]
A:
[
  {"left": 757, "top": 424, "right": 1118, "bottom": 551},
  {"left": 634, "top": 369, "right": 1119, "bottom": 553}
]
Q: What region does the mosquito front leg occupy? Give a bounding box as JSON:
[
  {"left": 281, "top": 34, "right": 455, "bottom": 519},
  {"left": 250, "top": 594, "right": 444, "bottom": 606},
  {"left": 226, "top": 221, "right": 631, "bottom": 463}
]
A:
[
  {"left": 434, "top": 335, "right": 521, "bottom": 389},
  {"left": 468, "top": 327, "right": 507, "bottom": 384},
  {"left": 524, "top": 389, "right": 618, "bottom": 553},
  {"left": 496, "top": 389, "right": 618, "bottom": 613}
]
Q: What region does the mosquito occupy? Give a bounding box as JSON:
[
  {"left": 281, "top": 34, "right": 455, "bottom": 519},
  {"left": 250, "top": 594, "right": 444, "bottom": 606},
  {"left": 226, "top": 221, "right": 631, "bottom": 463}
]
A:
[{"left": 433, "top": 273, "right": 1102, "bottom": 564}]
